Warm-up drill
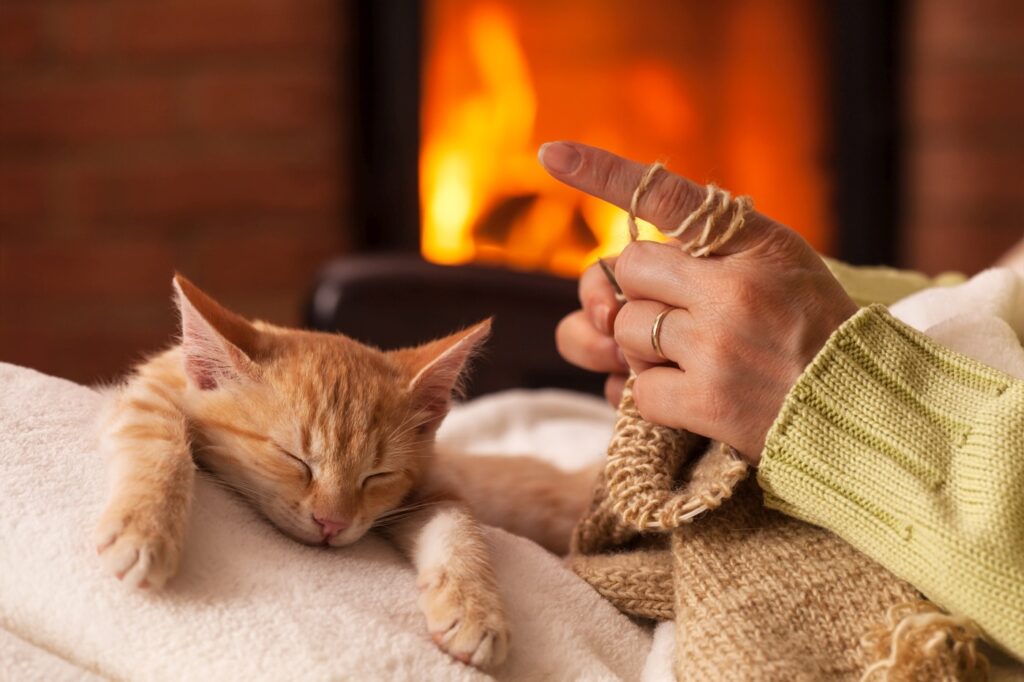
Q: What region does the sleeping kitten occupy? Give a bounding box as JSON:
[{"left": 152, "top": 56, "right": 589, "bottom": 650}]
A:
[{"left": 95, "top": 274, "right": 513, "bottom": 668}]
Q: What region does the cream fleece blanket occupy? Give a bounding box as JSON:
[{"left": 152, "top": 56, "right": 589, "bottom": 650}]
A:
[{"left": 0, "top": 367, "right": 649, "bottom": 681}]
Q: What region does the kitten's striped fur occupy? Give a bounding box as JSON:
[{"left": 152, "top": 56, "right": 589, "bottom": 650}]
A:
[{"left": 95, "top": 274, "right": 556, "bottom": 669}]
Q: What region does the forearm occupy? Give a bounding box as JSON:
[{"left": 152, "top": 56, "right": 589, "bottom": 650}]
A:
[{"left": 758, "top": 305, "right": 1024, "bottom": 659}]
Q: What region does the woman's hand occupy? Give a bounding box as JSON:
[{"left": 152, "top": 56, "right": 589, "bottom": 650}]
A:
[{"left": 543, "top": 141, "right": 858, "bottom": 464}]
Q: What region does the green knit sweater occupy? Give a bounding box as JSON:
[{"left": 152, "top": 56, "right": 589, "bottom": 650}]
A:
[{"left": 758, "top": 262, "right": 1024, "bottom": 660}]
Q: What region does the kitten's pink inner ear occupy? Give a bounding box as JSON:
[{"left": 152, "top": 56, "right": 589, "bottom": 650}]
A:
[
  {"left": 404, "top": 319, "right": 492, "bottom": 420},
  {"left": 173, "top": 275, "right": 261, "bottom": 390}
]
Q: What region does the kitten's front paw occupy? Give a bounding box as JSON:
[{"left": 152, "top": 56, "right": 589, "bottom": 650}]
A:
[
  {"left": 94, "top": 502, "right": 182, "bottom": 590},
  {"left": 417, "top": 569, "right": 510, "bottom": 669}
]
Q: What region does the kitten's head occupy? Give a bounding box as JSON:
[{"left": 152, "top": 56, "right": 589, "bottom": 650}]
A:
[{"left": 171, "top": 274, "right": 489, "bottom": 547}]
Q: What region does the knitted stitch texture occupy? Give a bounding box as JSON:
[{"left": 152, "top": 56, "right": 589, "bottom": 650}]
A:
[
  {"left": 759, "top": 304, "right": 1024, "bottom": 662},
  {"left": 669, "top": 478, "right": 966, "bottom": 681},
  {"left": 569, "top": 411, "right": 966, "bottom": 679},
  {"left": 570, "top": 364, "right": 991, "bottom": 680}
]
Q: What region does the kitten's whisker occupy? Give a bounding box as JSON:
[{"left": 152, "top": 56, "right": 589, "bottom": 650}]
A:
[
  {"left": 199, "top": 473, "right": 277, "bottom": 507},
  {"left": 375, "top": 500, "right": 444, "bottom": 522}
]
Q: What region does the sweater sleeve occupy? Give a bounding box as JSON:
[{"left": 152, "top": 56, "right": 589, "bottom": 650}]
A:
[
  {"left": 820, "top": 256, "right": 966, "bottom": 307},
  {"left": 757, "top": 304, "right": 1024, "bottom": 659}
]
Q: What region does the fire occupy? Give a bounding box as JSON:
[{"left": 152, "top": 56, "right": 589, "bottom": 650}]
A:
[
  {"left": 421, "top": 1, "right": 831, "bottom": 277},
  {"left": 421, "top": 3, "right": 644, "bottom": 277}
]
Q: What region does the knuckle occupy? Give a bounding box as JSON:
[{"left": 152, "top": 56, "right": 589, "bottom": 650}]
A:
[
  {"left": 612, "top": 303, "right": 636, "bottom": 347},
  {"left": 590, "top": 153, "right": 627, "bottom": 197},
  {"left": 633, "top": 372, "right": 676, "bottom": 427},
  {"left": 615, "top": 241, "right": 657, "bottom": 293},
  {"left": 745, "top": 223, "right": 820, "bottom": 272},
  {"left": 615, "top": 241, "right": 639, "bottom": 277},
  {"left": 632, "top": 372, "right": 653, "bottom": 413},
  {"left": 648, "top": 176, "right": 701, "bottom": 224}
]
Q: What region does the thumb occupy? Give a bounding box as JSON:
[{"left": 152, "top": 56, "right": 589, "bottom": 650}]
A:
[{"left": 538, "top": 141, "right": 777, "bottom": 256}]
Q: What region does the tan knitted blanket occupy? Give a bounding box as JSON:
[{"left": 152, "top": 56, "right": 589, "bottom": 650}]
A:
[{"left": 569, "top": 377, "right": 987, "bottom": 681}]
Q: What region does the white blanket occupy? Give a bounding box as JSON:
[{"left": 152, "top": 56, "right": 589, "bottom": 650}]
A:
[
  {"left": 0, "top": 369, "right": 649, "bottom": 681},
  {"left": 2, "top": 266, "right": 1023, "bottom": 681}
]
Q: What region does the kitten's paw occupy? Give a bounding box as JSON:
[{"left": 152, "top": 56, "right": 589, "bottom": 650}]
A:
[
  {"left": 94, "top": 503, "right": 182, "bottom": 590},
  {"left": 417, "top": 569, "right": 510, "bottom": 669}
]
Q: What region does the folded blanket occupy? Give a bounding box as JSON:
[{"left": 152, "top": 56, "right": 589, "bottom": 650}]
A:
[{"left": 0, "top": 367, "right": 651, "bottom": 681}]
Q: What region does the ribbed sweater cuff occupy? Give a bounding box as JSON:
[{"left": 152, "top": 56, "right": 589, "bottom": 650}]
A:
[{"left": 758, "top": 304, "right": 1024, "bottom": 658}]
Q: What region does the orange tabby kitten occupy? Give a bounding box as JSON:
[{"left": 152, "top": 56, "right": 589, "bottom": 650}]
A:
[{"left": 95, "top": 275, "right": 520, "bottom": 668}]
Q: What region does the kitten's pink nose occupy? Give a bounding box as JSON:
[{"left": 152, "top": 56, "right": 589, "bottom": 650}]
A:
[{"left": 314, "top": 515, "right": 350, "bottom": 538}]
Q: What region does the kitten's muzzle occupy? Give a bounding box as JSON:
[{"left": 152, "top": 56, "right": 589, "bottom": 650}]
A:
[{"left": 315, "top": 514, "right": 351, "bottom": 540}]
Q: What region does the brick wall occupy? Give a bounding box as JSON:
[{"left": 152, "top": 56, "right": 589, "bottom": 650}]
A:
[
  {"left": 0, "top": 0, "right": 349, "bottom": 384},
  {"left": 904, "top": 0, "right": 1024, "bottom": 274}
]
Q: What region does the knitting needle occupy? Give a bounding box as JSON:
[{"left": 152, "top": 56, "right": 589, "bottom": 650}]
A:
[{"left": 597, "top": 257, "right": 627, "bottom": 303}]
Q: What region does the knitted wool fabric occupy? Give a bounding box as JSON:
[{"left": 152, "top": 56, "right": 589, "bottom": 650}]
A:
[
  {"left": 568, "top": 380, "right": 980, "bottom": 680},
  {"left": 570, "top": 422, "right": 985, "bottom": 680},
  {"left": 669, "top": 480, "right": 977, "bottom": 681}
]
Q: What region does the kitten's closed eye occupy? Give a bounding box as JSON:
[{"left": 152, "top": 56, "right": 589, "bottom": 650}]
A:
[
  {"left": 278, "top": 447, "right": 312, "bottom": 481},
  {"left": 359, "top": 471, "right": 397, "bottom": 488}
]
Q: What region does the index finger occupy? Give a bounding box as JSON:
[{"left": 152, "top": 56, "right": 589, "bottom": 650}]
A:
[{"left": 538, "top": 141, "right": 773, "bottom": 255}]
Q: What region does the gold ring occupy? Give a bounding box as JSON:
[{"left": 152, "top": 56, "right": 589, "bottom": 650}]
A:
[{"left": 651, "top": 308, "right": 672, "bottom": 360}]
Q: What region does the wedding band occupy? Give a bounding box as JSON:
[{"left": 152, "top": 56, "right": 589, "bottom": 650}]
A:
[{"left": 651, "top": 308, "right": 672, "bottom": 360}]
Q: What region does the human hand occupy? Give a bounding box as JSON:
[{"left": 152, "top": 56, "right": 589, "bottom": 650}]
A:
[
  {"left": 541, "top": 141, "right": 858, "bottom": 464},
  {"left": 554, "top": 257, "right": 630, "bottom": 405}
]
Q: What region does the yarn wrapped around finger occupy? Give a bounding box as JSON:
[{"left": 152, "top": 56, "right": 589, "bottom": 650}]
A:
[{"left": 625, "top": 161, "right": 754, "bottom": 257}]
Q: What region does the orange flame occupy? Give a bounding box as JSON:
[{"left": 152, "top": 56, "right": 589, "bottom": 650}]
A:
[
  {"left": 421, "top": 3, "right": 644, "bottom": 277},
  {"left": 421, "top": 1, "right": 831, "bottom": 277}
]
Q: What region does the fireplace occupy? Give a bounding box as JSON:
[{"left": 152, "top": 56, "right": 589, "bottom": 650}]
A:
[{"left": 310, "top": 0, "right": 903, "bottom": 396}]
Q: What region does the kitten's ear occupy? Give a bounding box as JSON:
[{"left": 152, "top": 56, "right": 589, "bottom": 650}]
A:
[
  {"left": 397, "top": 319, "right": 492, "bottom": 426},
  {"left": 172, "top": 273, "right": 262, "bottom": 390}
]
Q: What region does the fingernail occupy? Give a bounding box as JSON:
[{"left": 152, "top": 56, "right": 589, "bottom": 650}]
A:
[
  {"left": 538, "top": 142, "right": 581, "bottom": 174},
  {"left": 591, "top": 304, "right": 610, "bottom": 335}
]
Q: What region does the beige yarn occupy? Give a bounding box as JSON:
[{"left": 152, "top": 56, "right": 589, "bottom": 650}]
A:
[
  {"left": 603, "top": 377, "right": 746, "bottom": 531},
  {"left": 570, "top": 162, "right": 987, "bottom": 680},
  {"left": 625, "top": 162, "right": 753, "bottom": 257},
  {"left": 626, "top": 161, "right": 665, "bottom": 242},
  {"left": 861, "top": 602, "right": 989, "bottom": 682}
]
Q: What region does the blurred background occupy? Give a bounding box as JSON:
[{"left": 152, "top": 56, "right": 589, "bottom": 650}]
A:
[{"left": 1, "top": 0, "right": 1022, "bottom": 389}]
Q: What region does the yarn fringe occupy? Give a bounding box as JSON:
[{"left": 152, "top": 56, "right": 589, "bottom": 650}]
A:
[{"left": 860, "top": 600, "right": 989, "bottom": 681}]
